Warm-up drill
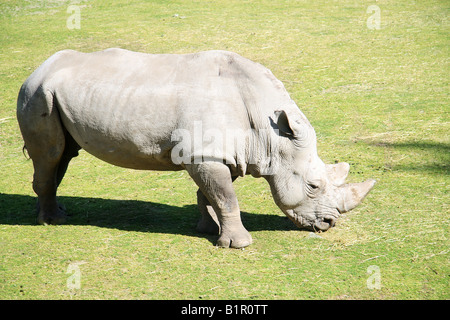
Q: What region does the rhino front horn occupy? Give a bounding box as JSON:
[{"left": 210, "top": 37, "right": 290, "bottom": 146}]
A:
[{"left": 337, "top": 179, "right": 376, "bottom": 213}]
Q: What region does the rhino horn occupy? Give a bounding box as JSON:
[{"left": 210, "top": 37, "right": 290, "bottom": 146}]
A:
[
  {"left": 337, "top": 179, "right": 376, "bottom": 213},
  {"left": 326, "top": 162, "right": 350, "bottom": 186}
]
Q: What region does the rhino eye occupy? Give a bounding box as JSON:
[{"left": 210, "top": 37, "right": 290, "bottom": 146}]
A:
[{"left": 308, "top": 183, "right": 319, "bottom": 191}]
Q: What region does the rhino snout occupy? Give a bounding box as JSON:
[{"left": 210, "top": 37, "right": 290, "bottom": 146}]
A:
[
  {"left": 285, "top": 209, "right": 338, "bottom": 232},
  {"left": 313, "top": 216, "right": 337, "bottom": 232}
]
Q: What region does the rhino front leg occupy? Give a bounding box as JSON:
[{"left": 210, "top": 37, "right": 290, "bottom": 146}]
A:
[
  {"left": 196, "top": 176, "right": 238, "bottom": 235},
  {"left": 186, "top": 162, "right": 252, "bottom": 248},
  {"left": 196, "top": 189, "right": 220, "bottom": 235}
]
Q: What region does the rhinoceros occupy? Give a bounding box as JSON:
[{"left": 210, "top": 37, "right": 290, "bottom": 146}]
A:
[{"left": 17, "top": 48, "right": 375, "bottom": 248}]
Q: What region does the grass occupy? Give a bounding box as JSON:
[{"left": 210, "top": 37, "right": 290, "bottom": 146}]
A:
[{"left": 0, "top": 0, "right": 448, "bottom": 299}]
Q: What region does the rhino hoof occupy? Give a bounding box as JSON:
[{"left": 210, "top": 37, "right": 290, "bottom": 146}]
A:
[
  {"left": 37, "top": 209, "right": 67, "bottom": 225},
  {"left": 217, "top": 230, "right": 253, "bottom": 249}
]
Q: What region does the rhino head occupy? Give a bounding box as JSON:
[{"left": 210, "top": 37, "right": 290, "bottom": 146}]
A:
[{"left": 263, "top": 109, "right": 376, "bottom": 232}]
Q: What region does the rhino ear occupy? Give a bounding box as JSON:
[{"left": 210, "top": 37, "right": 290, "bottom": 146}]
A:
[
  {"left": 326, "top": 162, "right": 350, "bottom": 186},
  {"left": 274, "top": 110, "right": 294, "bottom": 136},
  {"left": 274, "top": 110, "right": 305, "bottom": 139}
]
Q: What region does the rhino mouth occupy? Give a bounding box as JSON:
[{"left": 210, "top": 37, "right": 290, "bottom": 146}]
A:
[
  {"left": 285, "top": 209, "right": 337, "bottom": 232},
  {"left": 312, "top": 216, "right": 337, "bottom": 232}
]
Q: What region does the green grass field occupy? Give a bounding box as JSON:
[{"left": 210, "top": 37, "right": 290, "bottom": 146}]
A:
[{"left": 0, "top": 0, "right": 448, "bottom": 299}]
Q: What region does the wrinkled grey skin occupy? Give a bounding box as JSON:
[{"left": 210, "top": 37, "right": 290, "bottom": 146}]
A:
[{"left": 17, "top": 48, "right": 375, "bottom": 248}]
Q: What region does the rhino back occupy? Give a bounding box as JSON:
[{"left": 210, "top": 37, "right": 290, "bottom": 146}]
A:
[{"left": 35, "top": 49, "right": 294, "bottom": 170}]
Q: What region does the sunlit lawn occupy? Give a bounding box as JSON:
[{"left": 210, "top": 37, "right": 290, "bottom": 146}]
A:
[{"left": 0, "top": 0, "right": 448, "bottom": 299}]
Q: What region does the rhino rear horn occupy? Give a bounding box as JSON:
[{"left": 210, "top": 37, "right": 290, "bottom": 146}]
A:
[
  {"left": 337, "top": 179, "right": 376, "bottom": 213},
  {"left": 326, "top": 162, "right": 350, "bottom": 186}
]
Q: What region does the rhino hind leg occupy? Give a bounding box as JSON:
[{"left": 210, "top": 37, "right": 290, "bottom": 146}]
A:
[
  {"left": 30, "top": 142, "right": 67, "bottom": 225},
  {"left": 56, "top": 131, "right": 81, "bottom": 187},
  {"left": 187, "top": 162, "right": 252, "bottom": 248},
  {"left": 18, "top": 89, "right": 73, "bottom": 225},
  {"left": 34, "top": 132, "right": 80, "bottom": 225}
]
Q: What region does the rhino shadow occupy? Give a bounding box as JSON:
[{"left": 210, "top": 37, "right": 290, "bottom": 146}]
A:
[
  {"left": 0, "top": 193, "right": 297, "bottom": 244},
  {"left": 367, "top": 140, "right": 449, "bottom": 175}
]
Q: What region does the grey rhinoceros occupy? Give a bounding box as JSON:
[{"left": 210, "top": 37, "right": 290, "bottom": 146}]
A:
[{"left": 17, "top": 48, "right": 375, "bottom": 248}]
